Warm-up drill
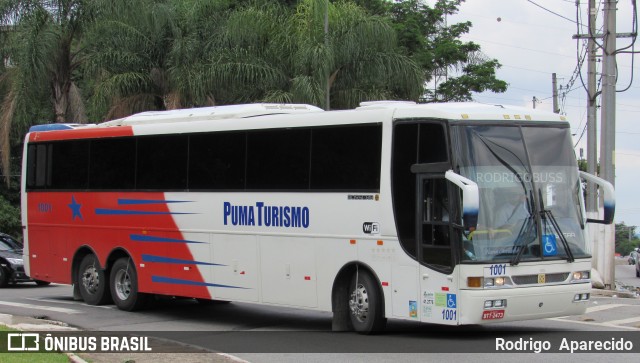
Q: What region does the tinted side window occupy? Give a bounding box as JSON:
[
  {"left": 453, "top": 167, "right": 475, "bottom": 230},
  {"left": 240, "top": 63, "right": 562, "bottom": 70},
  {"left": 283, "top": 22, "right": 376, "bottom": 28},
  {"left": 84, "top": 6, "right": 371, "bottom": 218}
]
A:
[
  {"left": 26, "top": 144, "right": 53, "bottom": 189},
  {"left": 391, "top": 123, "right": 418, "bottom": 257},
  {"left": 89, "top": 138, "right": 136, "bottom": 189},
  {"left": 246, "top": 129, "right": 310, "bottom": 190},
  {"left": 189, "top": 132, "right": 246, "bottom": 190},
  {"left": 50, "top": 140, "right": 89, "bottom": 189},
  {"left": 311, "top": 124, "right": 382, "bottom": 191},
  {"left": 136, "top": 135, "right": 188, "bottom": 190},
  {"left": 419, "top": 123, "right": 448, "bottom": 163}
]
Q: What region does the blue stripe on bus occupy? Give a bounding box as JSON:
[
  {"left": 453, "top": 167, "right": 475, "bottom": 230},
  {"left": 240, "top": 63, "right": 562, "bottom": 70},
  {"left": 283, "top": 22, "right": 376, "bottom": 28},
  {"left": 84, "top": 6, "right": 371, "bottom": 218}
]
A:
[
  {"left": 29, "top": 124, "right": 75, "bottom": 132},
  {"left": 151, "top": 276, "right": 247, "bottom": 289},
  {"left": 130, "top": 234, "right": 206, "bottom": 244},
  {"left": 142, "top": 254, "right": 224, "bottom": 266},
  {"left": 118, "top": 199, "right": 192, "bottom": 205},
  {"left": 95, "top": 209, "right": 194, "bottom": 215}
]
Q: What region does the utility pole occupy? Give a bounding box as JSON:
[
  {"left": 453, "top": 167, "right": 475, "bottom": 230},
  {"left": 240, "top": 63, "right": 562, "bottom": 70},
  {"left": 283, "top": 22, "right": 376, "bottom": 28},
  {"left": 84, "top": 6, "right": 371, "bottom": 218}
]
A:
[
  {"left": 552, "top": 73, "right": 559, "bottom": 113},
  {"left": 599, "top": 0, "right": 616, "bottom": 290},
  {"left": 586, "top": 0, "right": 601, "bottom": 280},
  {"left": 586, "top": 0, "right": 598, "bottom": 220}
]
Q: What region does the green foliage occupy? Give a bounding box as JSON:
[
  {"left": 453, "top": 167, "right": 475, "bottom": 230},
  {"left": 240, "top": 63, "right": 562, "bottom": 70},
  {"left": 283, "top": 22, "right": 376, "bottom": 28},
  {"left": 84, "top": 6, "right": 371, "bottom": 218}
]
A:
[
  {"left": 387, "top": 0, "right": 507, "bottom": 102},
  {"left": 615, "top": 222, "right": 640, "bottom": 256},
  {"left": 1, "top": 0, "right": 506, "bottom": 192},
  {"left": 0, "top": 194, "right": 20, "bottom": 237}
]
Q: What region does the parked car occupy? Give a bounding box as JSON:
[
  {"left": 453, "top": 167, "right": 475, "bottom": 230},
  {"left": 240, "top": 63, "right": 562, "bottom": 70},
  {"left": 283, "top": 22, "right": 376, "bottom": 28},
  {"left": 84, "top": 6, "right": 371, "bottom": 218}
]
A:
[
  {"left": 629, "top": 250, "right": 638, "bottom": 265},
  {"left": 0, "top": 232, "right": 49, "bottom": 287}
]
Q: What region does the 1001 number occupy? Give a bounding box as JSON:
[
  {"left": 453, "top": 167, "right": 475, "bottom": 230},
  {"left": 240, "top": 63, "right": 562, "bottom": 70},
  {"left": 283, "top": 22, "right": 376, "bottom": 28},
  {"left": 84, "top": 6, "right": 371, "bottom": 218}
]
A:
[
  {"left": 442, "top": 309, "right": 456, "bottom": 321},
  {"left": 489, "top": 264, "right": 506, "bottom": 276}
]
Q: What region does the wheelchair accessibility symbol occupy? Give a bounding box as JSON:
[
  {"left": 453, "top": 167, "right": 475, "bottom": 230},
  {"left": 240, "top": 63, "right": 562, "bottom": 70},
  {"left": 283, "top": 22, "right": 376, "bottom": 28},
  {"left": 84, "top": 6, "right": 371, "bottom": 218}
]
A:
[
  {"left": 542, "top": 234, "right": 558, "bottom": 256},
  {"left": 446, "top": 294, "right": 457, "bottom": 309}
]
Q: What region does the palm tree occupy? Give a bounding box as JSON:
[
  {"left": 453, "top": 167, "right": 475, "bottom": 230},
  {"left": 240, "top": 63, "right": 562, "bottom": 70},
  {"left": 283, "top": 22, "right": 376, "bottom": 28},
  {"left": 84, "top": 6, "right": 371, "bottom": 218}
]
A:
[
  {"left": 0, "top": 0, "right": 90, "bottom": 185},
  {"left": 265, "top": 0, "right": 424, "bottom": 109},
  {"left": 84, "top": 0, "right": 179, "bottom": 119}
]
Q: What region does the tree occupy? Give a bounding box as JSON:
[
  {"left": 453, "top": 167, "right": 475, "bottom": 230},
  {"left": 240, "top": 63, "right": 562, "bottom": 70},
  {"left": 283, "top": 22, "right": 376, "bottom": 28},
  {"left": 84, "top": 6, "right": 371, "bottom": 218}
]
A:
[
  {"left": 258, "top": 0, "right": 423, "bottom": 109},
  {"left": 387, "top": 0, "right": 507, "bottom": 102},
  {"left": 86, "top": 0, "right": 423, "bottom": 114},
  {"left": 615, "top": 222, "right": 639, "bottom": 256},
  {"left": 84, "top": 0, "right": 182, "bottom": 119},
  {"left": 0, "top": 0, "right": 90, "bottom": 185}
]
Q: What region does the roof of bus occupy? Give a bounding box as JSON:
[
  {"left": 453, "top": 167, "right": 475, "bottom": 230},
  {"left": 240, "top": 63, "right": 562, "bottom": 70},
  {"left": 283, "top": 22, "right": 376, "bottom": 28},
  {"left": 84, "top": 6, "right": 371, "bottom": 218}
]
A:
[
  {"left": 27, "top": 101, "right": 568, "bottom": 142},
  {"left": 356, "top": 101, "right": 568, "bottom": 123}
]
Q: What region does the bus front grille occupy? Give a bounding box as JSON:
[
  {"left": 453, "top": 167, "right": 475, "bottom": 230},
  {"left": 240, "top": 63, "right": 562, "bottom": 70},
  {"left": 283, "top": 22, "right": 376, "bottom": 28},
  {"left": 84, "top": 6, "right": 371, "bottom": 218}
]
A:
[{"left": 512, "top": 272, "right": 570, "bottom": 285}]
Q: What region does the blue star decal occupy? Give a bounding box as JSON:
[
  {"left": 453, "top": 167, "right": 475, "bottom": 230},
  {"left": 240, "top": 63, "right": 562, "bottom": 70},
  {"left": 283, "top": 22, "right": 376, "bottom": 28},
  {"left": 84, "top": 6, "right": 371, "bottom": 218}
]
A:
[{"left": 68, "top": 196, "right": 83, "bottom": 221}]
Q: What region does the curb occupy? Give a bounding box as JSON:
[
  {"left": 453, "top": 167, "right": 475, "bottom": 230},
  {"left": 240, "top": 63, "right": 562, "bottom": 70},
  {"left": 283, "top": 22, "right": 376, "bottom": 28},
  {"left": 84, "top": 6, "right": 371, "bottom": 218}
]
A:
[
  {"left": 66, "top": 352, "right": 88, "bottom": 363},
  {"left": 591, "top": 288, "right": 638, "bottom": 299}
]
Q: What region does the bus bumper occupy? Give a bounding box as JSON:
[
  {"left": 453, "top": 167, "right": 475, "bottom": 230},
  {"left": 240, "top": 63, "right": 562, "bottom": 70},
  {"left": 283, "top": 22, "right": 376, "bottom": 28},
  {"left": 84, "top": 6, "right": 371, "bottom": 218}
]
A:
[{"left": 458, "top": 283, "right": 591, "bottom": 325}]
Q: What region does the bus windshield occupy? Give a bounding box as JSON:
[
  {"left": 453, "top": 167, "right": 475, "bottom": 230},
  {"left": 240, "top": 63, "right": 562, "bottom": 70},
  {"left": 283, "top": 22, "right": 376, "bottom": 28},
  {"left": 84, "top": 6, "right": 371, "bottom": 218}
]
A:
[{"left": 452, "top": 124, "right": 587, "bottom": 263}]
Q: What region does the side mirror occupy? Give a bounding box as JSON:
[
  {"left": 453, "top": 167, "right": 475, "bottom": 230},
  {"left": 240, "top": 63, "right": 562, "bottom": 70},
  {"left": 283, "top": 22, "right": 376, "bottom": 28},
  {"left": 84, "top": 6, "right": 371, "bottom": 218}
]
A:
[
  {"left": 445, "top": 170, "right": 479, "bottom": 231},
  {"left": 579, "top": 171, "right": 615, "bottom": 225}
]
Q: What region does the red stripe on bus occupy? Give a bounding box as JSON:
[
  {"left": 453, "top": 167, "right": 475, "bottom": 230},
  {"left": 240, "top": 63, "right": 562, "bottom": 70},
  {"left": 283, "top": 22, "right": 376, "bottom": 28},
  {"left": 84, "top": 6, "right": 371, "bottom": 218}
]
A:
[{"left": 29, "top": 126, "right": 134, "bottom": 142}]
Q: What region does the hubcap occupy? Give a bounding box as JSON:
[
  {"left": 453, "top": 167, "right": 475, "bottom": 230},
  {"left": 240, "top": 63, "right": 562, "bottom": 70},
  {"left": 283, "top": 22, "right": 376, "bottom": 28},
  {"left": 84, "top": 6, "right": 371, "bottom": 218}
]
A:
[
  {"left": 114, "top": 269, "right": 131, "bottom": 301},
  {"left": 349, "top": 283, "right": 369, "bottom": 322},
  {"left": 81, "top": 266, "right": 100, "bottom": 295}
]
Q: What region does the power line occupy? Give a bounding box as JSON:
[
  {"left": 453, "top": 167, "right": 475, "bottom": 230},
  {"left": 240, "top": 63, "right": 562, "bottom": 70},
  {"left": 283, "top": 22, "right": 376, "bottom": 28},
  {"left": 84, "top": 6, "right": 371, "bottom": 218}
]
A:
[{"left": 527, "top": 0, "right": 585, "bottom": 27}]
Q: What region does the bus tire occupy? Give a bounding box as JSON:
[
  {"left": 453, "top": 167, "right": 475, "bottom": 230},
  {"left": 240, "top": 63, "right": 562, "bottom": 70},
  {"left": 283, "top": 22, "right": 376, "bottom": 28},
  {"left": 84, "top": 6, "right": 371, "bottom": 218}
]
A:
[
  {"left": 348, "top": 270, "right": 386, "bottom": 334},
  {"left": 78, "top": 254, "right": 111, "bottom": 305},
  {"left": 110, "top": 257, "right": 147, "bottom": 311}
]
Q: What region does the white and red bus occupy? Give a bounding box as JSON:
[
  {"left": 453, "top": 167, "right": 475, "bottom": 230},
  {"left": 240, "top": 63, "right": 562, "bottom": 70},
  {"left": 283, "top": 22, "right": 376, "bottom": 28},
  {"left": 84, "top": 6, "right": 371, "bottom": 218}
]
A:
[{"left": 21, "top": 102, "right": 614, "bottom": 333}]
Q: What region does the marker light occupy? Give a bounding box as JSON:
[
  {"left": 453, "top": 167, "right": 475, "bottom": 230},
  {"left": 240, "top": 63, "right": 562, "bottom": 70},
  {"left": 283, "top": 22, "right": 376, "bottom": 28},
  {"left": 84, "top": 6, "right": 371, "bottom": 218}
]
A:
[{"left": 467, "top": 277, "right": 482, "bottom": 288}]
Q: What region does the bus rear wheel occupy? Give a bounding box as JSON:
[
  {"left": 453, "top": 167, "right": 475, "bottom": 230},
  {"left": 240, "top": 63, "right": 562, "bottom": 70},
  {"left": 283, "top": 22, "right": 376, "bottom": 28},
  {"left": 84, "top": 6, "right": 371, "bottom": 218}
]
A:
[
  {"left": 348, "top": 270, "right": 386, "bottom": 334},
  {"left": 110, "top": 257, "right": 147, "bottom": 311},
  {"left": 78, "top": 254, "right": 111, "bottom": 305}
]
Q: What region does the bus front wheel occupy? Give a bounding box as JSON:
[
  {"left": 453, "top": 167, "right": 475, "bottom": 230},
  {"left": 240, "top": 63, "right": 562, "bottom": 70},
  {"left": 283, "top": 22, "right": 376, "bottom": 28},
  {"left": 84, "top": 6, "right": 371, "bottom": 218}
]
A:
[
  {"left": 78, "top": 254, "right": 111, "bottom": 305},
  {"left": 348, "top": 270, "right": 386, "bottom": 334},
  {"left": 110, "top": 257, "right": 147, "bottom": 311}
]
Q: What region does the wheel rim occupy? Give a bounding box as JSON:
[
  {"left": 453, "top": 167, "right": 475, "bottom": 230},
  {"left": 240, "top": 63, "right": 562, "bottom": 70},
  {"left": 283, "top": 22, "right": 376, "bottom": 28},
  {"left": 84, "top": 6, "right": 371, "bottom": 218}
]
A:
[
  {"left": 114, "top": 269, "right": 131, "bottom": 301},
  {"left": 349, "top": 282, "right": 369, "bottom": 323},
  {"left": 81, "top": 266, "right": 100, "bottom": 295}
]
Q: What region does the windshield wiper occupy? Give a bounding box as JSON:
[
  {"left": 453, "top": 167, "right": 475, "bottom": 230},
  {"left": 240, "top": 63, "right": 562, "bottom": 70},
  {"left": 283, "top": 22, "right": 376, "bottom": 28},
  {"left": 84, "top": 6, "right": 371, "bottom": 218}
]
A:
[
  {"left": 537, "top": 188, "right": 575, "bottom": 263},
  {"left": 510, "top": 212, "right": 536, "bottom": 266}
]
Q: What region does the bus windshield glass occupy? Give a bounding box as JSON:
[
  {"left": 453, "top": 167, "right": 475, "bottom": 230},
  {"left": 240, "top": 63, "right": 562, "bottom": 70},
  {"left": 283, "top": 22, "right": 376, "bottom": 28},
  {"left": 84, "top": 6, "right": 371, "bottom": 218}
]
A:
[{"left": 452, "top": 124, "right": 587, "bottom": 263}]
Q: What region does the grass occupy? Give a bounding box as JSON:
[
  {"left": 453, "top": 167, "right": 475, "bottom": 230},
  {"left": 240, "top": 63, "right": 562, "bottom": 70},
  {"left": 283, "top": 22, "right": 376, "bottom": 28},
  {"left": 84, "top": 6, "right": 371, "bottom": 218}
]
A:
[{"left": 0, "top": 325, "right": 71, "bottom": 363}]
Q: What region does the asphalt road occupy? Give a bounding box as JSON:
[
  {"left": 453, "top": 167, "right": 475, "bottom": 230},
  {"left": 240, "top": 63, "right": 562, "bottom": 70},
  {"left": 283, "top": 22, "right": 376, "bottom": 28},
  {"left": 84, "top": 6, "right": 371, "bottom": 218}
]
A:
[{"left": 0, "top": 264, "right": 638, "bottom": 362}]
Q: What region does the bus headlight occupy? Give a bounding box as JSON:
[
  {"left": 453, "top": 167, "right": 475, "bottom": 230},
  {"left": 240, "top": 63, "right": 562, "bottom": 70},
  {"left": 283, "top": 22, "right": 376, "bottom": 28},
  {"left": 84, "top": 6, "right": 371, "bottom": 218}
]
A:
[
  {"left": 571, "top": 271, "right": 590, "bottom": 282},
  {"left": 484, "top": 277, "right": 505, "bottom": 287},
  {"left": 468, "top": 276, "right": 512, "bottom": 288}
]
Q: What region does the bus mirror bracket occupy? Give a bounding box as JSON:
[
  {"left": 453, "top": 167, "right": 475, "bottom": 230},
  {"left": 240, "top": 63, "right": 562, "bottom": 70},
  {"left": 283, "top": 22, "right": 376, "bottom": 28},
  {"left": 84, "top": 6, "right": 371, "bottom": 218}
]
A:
[
  {"left": 445, "top": 170, "right": 479, "bottom": 231},
  {"left": 579, "top": 171, "right": 615, "bottom": 225}
]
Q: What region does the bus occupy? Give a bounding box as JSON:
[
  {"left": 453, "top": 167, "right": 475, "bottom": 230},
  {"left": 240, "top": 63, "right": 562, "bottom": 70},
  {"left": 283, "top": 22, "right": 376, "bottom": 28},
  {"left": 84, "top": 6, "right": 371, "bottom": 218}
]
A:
[{"left": 21, "top": 101, "right": 614, "bottom": 333}]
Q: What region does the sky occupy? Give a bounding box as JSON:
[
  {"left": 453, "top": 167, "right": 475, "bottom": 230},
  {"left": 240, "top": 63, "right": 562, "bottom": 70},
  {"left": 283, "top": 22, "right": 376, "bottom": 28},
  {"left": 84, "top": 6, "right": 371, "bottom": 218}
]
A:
[{"left": 434, "top": 0, "right": 640, "bottom": 227}]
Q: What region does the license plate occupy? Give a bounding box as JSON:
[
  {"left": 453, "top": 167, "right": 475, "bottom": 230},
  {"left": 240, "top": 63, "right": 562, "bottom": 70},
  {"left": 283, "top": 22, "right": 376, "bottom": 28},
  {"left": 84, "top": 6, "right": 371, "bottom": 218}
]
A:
[{"left": 482, "top": 310, "right": 505, "bottom": 320}]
